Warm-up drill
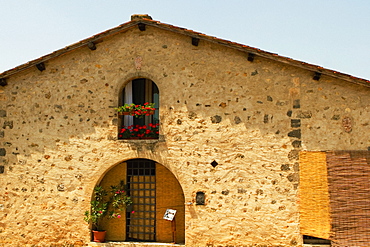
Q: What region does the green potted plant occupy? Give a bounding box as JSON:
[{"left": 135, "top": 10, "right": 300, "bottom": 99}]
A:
[
  {"left": 85, "top": 181, "right": 133, "bottom": 242},
  {"left": 108, "top": 180, "right": 133, "bottom": 219},
  {"left": 115, "top": 102, "right": 156, "bottom": 118},
  {"left": 84, "top": 186, "right": 108, "bottom": 242}
]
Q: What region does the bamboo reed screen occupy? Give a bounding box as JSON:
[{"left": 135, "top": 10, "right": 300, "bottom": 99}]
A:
[
  {"left": 326, "top": 151, "right": 370, "bottom": 247},
  {"left": 299, "top": 151, "right": 331, "bottom": 240}
]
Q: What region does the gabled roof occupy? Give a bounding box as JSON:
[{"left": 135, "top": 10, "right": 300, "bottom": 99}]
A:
[{"left": 1, "top": 14, "right": 369, "bottom": 87}]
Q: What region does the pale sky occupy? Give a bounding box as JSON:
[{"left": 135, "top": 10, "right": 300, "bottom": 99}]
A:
[{"left": 1, "top": 0, "right": 369, "bottom": 80}]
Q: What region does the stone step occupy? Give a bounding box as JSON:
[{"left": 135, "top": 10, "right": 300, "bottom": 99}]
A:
[{"left": 88, "top": 242, "right": 185, "bottom": 247}]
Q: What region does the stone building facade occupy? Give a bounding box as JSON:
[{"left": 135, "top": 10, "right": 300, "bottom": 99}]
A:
[{"left": 0, "top": 15, "right": 369, "bottom": 247}]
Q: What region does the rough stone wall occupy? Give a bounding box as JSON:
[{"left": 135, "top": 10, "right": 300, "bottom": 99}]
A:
[
  {"left": 0, "top": 24, "right": 369, "bottom": 247},
  {"left": 299, "top": 74, "right": 369, "bottom": 151}
]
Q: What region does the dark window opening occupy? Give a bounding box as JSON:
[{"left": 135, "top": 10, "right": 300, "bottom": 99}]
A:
[
  {"left": 211, "top": 160, "right": 218, "bottom": 168},
  {"left": 119, "top": 78, "right": 159, "bottom": 139},
  {"left": 196, "top": 192, "right": 205, "bottom": 205}
]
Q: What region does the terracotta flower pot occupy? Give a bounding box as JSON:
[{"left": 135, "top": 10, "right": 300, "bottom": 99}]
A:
[{"left": 92, "top": 230, "right": 106, "bottom": 242}]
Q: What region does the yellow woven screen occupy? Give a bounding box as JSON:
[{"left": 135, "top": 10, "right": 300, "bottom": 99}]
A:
[{"left": 299, "top": 151, "right": 331, "bottom": 239}]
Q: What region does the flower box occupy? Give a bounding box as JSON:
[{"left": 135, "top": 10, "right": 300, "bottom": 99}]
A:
[
  {"left": 115, "top": 103, "right": 156, "bottom": 118},
  {"left": 126, "top": 137, "right": 157, "bottom": 140},
  {"left": 118, "top": 109, "right": 155, "bottom": 116},
  {"left": 118, "top": 123, "right": 159, "bottom": 139}
]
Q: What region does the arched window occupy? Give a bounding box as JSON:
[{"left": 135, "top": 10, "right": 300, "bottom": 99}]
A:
[{"left": 118, "top": 78, "right": 159, "bottom": 139}]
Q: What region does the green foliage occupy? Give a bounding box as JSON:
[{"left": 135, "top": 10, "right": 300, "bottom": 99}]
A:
[
  {"left": 108, "top": 180, "right": 132, "bottom": 219},
  {"left": 84, "top": 181, "right": 132, "bottom": 230},
  {"left": 84, "top": 186, "right": 108, "bottom": 230},
  {"left": 115, "top": 102, "right": 156, "bottom": 118}
]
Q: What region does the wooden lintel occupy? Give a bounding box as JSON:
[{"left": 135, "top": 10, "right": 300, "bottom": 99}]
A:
[
  {"left": 0, "top": 78, "right": 7, "bottom": 86},
  {"left": 313, "top": 72, "right": 322, "bottom": 81},
  {"left": 36, "top": 62, "right": 46, "bottom": 72},
  {"left": 138, "top": 23, "right": 146, "bottom": 31},
  {"left": 192, "top": 37, "right": 200, "bottom": 46},
  {"left": 88, "top": 42, "right": 96, "bottom": 51}
]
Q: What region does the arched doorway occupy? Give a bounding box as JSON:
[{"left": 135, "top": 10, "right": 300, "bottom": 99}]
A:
[{"left": 98, "top": 159, "right": 185, "bottom": 243}]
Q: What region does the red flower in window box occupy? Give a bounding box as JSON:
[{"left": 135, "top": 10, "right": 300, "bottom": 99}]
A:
[{"left": 118, "top": 123, "right": 159, "bottom": 139}]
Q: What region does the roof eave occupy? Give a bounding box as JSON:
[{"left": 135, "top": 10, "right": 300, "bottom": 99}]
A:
[{"left": 0, "top": 18, "right": 369, "bottom": 88}]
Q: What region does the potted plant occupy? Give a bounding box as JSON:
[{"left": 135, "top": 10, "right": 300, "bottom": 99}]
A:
[
  {"left": 108, "top": 180, "right": 133, "bottom": 219},
  {"left": 115, "top": 102, "right": 156, "bottom": 118},
  {"left": 84, "top": 186, "right": 108, "bottom": 242},
  {"left": 85, "top": 181, "right": 133, "bottom": 242},
  {"left": 118, "top": 123, "right": 159, "bottom": 139}
]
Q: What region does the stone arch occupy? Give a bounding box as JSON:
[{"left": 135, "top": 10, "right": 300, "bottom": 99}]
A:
[
  {"left": 94, "top": 158, "right": 185, "bottom": 244},
  {"left": 116, "top": 72, "right": 163, "bottom": 96}
]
